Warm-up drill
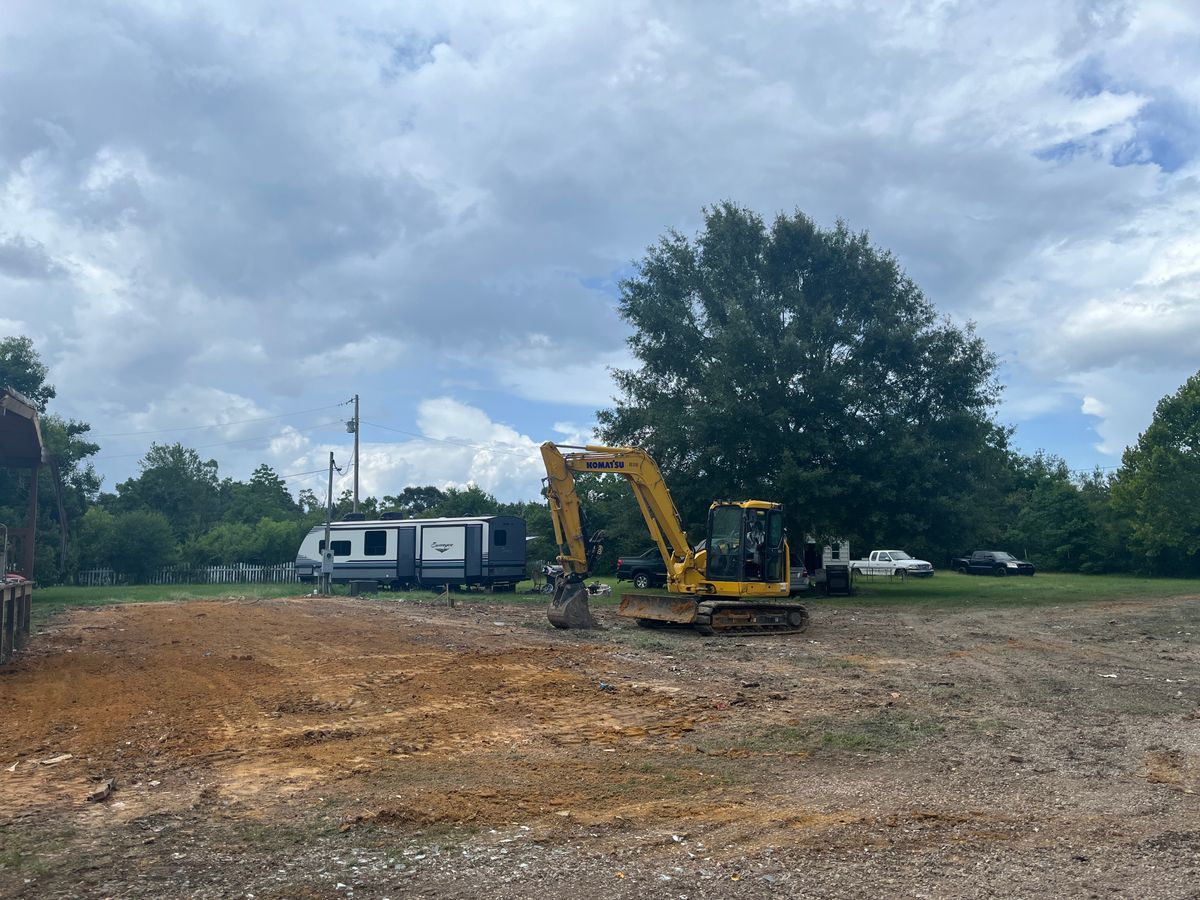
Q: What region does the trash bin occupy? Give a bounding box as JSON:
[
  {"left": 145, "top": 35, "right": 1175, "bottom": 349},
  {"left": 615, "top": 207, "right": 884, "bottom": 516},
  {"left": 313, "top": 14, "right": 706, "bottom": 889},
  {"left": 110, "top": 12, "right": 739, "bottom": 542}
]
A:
[{"left": 824, "top": 564, "right": 852, "bottom": 596}]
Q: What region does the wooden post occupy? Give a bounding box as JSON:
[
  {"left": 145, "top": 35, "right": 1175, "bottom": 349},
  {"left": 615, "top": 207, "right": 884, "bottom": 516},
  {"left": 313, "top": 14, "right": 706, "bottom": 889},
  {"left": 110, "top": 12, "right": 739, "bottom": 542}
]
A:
[
  {"left": 2, "top": 586, "right": 13, "bottom": 663},
  {"left": 18, "top": 581, "right": 30, "bottom": 641},
  {"left": 22, "top": 466, "right": 38, "bottom": 580}
]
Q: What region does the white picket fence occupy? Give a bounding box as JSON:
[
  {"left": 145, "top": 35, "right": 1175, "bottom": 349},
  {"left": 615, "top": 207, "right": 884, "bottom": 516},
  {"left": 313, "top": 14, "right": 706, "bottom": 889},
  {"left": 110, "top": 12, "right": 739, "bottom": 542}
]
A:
[{"left": 76, "top": 562, "right": 298, "bottom": 587}]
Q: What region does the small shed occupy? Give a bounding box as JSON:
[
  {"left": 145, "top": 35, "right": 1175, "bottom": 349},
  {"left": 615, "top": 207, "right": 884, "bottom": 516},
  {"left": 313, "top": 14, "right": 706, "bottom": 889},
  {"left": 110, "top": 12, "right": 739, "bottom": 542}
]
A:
[
  {"left": 798, "top": 536, "right": 851, "bottom": 582},
  {"left": 0, "top": 386, "right": 47, "bottom": 578}
]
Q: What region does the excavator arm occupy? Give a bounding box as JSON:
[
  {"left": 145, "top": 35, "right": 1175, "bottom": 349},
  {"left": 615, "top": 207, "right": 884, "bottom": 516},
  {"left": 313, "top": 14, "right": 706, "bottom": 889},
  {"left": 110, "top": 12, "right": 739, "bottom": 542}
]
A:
[
  {"left": 541, "top": 442, "right": 697, "bottom": 577},
  {"left": 540, "top": 442, "right": 712, "bottom": 628}
]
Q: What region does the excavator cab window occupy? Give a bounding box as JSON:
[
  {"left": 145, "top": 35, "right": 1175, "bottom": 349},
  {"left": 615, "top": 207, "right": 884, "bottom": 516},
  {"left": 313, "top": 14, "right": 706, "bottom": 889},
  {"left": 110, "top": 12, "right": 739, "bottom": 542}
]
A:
[
  {"left": 744, "top": 509, "right": 767, "bottom": 580},
  {"left": 706, "top": 505, "right": 786, "bottom": 584},
  {"left": 705, "top": 505, "right": 744, "bottom": 581},
  {"left": 764, "top": 510, "right": 785, "bottom": 582}
]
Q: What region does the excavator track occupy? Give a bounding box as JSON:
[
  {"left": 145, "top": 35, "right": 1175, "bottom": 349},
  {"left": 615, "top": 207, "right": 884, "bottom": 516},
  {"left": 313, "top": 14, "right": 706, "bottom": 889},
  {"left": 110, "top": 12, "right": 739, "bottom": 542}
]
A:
[{"left": 692, "top": 600, "right": 809, "bottom": 636}]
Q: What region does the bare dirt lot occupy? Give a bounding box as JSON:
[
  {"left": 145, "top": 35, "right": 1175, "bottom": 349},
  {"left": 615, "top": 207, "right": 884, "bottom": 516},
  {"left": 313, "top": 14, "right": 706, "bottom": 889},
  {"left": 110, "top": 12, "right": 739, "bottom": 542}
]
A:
[{"left": 2, "top": 594, "right": 1198, "bottom": 898}]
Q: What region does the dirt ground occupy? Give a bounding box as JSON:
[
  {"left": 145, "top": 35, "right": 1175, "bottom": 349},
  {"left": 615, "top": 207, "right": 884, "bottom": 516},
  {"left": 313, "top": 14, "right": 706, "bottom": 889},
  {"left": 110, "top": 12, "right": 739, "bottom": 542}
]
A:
[{"left": 1, "top": 593, "right": 1198, "bottom": 899}]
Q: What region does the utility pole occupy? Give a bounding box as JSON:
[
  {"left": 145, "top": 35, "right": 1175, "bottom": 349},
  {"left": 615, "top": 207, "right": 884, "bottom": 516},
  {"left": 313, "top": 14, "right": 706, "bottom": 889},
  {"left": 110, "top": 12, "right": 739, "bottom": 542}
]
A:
[
  {"left": 321, "top": 451, "right": 335, "bottom": 595},
  {"left": 351, "top": 394, "right": 360, "bottom": 514}
]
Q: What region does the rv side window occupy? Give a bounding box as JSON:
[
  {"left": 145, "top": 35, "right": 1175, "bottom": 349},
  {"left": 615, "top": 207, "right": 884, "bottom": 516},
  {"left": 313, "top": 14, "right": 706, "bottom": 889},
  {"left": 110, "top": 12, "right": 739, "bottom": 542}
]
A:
[
  {"left": 319, "top": 540, "right": 352, "bottom": 557},
  {"left": 494, "top": 529, "right": 507, "bottom": 547},
  {"left": 364, "top": 530, "right": 387, "bottom": 556}
]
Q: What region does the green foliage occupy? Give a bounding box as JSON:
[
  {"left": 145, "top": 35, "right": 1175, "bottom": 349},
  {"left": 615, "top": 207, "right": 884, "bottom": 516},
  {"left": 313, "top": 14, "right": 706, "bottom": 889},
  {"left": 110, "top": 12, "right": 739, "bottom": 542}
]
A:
[
  {"left": 77, "top": 507, "right": 117, "bottom": 568},
  {"left": 106, "top": 510, "right": 177, "bottom": 580},
  {"left": 112, "top": 443, "right": 221, "bottom": 541},
  {"left": 428, "top": 484, "right": 500, "bottom": 517},
  {"left": 221, "top": 464, "right": 300, "bottom": 524},
  {"left": 1111, "top": 370, "right": 1200, "bottom": 574},
  {"left": 183, "top": 517, "right": 306, "bottom": 565},
  {"left": 0, "top": 337, "right": 100, "bottom": 582},
  {"left": 596, "top": 203, "right": 1011, "bottom": 559},
  {"left": 382, "top": 485, "right": 448, "bottom": 517},
  {"left": 1000, "top": 452, "right": 1117, "bottom": 572},
  {"left": 0, "top": 335, "right": 56, "bottom": 410}
]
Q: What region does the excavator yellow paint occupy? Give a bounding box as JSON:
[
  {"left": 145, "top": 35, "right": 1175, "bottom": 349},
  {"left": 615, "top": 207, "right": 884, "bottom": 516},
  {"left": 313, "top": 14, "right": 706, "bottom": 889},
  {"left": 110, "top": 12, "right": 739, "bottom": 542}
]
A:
[{"left": 539, "top": 442, "right": 808, "bottom": 636}]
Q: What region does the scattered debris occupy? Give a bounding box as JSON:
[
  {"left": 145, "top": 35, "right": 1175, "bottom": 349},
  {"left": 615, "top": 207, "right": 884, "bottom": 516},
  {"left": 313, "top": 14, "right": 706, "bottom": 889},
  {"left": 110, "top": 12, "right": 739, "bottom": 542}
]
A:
[
  {"left": 39, "top": 753, "right": 73, "bottom": 766},
  {"left": 86, "top": 777, "right": 115, "bottom": 802}
]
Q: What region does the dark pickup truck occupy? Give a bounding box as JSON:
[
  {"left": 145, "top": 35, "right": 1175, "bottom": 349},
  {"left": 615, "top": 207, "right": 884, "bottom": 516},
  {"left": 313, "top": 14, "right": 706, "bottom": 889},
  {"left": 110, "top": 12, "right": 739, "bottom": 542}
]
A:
[
  {"left": 615, "top": 549, "right": 668, "bottom": 589},
  {"left": 952, "top": 551, "right": 1035, "bottom": 577}
]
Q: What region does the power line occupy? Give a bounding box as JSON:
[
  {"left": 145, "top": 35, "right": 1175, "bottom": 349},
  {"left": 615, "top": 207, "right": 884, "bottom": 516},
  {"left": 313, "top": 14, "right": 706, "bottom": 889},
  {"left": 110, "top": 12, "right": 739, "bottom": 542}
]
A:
[
  {"left": 91, "top": 418, "right": 348, "bottom": 462},
  {"left": 278, "top": 467, "right": 329, "bottom": 480},
  {"left": 90, "top": 400, "right": 352, "bottom": 438}
]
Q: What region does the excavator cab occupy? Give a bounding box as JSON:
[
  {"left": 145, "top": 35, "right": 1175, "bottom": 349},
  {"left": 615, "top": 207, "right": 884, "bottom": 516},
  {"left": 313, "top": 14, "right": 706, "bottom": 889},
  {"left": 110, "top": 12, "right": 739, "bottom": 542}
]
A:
[{"left": 704, "top": 503, "right": 786, "bottom": 585}]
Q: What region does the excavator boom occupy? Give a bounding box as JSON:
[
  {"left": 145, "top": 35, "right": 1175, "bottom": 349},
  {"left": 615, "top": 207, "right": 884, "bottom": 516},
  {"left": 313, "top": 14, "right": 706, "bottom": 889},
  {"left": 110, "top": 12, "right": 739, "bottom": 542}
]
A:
[{"left": 539, "top": 442, "right": 808, "bottom": 635}]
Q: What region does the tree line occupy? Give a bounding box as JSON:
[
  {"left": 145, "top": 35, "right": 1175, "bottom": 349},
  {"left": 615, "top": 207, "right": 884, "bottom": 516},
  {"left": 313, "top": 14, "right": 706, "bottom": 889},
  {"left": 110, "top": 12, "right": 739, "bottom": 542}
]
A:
[{"left": 3, "top": 203, "right": 1198, "bottom": 582}]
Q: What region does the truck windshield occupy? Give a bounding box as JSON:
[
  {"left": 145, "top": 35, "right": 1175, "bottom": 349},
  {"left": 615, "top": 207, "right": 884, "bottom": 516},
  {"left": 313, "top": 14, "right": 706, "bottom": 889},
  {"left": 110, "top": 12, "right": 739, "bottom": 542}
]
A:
[
  {"left": 889, "top": 551, "right": 911, "bottom": 559},
  {"left": 992, "top": 552, "right": 1014, "bottom": 561}
]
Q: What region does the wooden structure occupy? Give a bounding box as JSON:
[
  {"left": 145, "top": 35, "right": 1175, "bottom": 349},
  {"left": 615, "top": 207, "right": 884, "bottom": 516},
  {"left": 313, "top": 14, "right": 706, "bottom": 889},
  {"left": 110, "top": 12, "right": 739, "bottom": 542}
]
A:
[
  {"left": 0, "top": 387, "right": 45, "bottom": 661},
  {"left": 1, "top": 579, "right": 32, "bottom": 664},
  {"left": 1, "top": 387, "right": 46, "bottom": 579}
]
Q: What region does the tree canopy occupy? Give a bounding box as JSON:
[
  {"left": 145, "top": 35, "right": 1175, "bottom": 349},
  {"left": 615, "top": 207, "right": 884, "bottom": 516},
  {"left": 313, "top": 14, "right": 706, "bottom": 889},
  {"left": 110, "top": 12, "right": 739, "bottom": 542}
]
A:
[
  {"left": 1111, "top": 369, "right": 1200, "bottom": 574},
  {"left": 112, "top": 443, "right": 222, "bottom": 541},
  {"left": 0, "top": 335, "right": 56, "bottom": 410},
  {"left": 597, "top": 203, "right": 1011, "bottom": 556}
]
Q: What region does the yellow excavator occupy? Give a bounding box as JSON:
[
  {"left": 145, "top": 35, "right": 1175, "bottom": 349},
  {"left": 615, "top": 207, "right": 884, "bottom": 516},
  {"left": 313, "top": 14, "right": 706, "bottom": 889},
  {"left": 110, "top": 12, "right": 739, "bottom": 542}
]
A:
[{"left": 540, "top": 442, "right": 809, "bottom": 636}]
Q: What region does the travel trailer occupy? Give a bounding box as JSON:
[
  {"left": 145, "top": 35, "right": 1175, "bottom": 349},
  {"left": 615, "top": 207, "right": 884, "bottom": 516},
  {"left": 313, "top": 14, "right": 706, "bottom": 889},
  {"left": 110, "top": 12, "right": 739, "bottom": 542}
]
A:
[{"left": 295, "top": 514, "right": 526, "bottom": 590}]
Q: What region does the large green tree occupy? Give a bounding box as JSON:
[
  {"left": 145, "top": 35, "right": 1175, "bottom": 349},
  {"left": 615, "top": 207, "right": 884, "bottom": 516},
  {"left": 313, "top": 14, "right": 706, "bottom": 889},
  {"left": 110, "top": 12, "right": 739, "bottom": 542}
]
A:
[
  {"left": 597, "top": 203, "right": 1011, "bottom": 558},
  {"left": 112, "top": 443, "right": 221, "bottom": 541},
  {"left": 0, "top": 336, "right": 100, "bottom": 581},
  {"left": 0, "top": 335, "right": 56, "bottom": 410},
  {"left": 1111, "top": 370, "right": 1200, "bottom": 574},
  {"left": 107, "top": 510, "right": 177, "bottom": 580},
  {"left": 997, "top": 452, "right": 1129, "bottom": 574},
  {"left": 221, "top": 464, "right": 301, "bottom": 524},
  {"left": 382, "top": 485, "right": 448, "bottom": 517}
]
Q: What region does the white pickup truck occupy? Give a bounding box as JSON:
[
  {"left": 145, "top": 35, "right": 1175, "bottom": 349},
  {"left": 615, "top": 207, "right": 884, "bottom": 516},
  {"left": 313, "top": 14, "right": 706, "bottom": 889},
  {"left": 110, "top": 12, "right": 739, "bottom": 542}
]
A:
[{"left": 852, "top": 550, "right": 934, "bottom": 578}]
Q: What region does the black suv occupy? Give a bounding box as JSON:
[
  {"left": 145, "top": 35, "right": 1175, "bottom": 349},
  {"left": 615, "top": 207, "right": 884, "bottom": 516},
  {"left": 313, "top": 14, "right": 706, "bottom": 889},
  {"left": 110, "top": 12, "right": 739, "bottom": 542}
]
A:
[{"left": 615, "top": 549, "right": 668, "bottom": 589}]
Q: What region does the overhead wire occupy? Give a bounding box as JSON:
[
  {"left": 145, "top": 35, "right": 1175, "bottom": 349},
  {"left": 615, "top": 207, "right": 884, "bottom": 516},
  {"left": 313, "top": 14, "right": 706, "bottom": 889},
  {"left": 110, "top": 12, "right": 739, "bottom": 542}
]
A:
[
  {"left": 91, "top": 417, "right": 349, "bottom": 462},
  {"left": 90, "top": 399, "right": 352, "bottom": 438}
]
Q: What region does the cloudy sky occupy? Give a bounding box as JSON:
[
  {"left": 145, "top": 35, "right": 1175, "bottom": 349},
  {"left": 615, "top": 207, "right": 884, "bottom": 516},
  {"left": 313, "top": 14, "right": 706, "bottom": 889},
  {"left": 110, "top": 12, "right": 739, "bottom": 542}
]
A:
[{"left": 2, "top": 0, "right": 1198, "bottom": 502}]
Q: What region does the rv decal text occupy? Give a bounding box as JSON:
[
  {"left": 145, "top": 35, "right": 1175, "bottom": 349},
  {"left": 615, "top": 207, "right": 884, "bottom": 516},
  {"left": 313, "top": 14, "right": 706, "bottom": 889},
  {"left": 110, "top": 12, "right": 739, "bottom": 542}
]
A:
[{"left": 432, "top": 541, "right": 454, "bottom": 553}]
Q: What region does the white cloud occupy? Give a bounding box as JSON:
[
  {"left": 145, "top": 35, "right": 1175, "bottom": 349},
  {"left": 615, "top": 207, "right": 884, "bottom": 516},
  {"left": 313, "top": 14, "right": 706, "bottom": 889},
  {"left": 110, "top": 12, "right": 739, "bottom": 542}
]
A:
[
  {"left": 277, "top": 397, "right": 546, "bottom": 502},
  {"left": 2, "top": 0, "right": 1198, "bottom": 482},
  {"left": 1067, "top": 368, "right": 1179, "bottom": 456}
]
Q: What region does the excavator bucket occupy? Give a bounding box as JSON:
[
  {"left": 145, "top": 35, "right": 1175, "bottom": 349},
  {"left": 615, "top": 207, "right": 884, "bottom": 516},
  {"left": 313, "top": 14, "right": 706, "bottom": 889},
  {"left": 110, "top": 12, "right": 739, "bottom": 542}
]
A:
[{"left": 547, "top": 577, "right": 596, "bottom": 629}]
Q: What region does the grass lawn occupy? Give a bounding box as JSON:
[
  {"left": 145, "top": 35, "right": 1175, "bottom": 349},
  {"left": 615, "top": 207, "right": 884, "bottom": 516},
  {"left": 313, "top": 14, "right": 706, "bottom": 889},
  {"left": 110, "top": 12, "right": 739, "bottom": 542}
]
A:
[
  {"left": 28, "top": 571, "right": 1200, "bottom": 626},
  {"left": 833, "top": 570, "right": 1200, "bottom": 608},
  {"left": 31, "top": 582, "right": 318, "bottom": 623}
]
